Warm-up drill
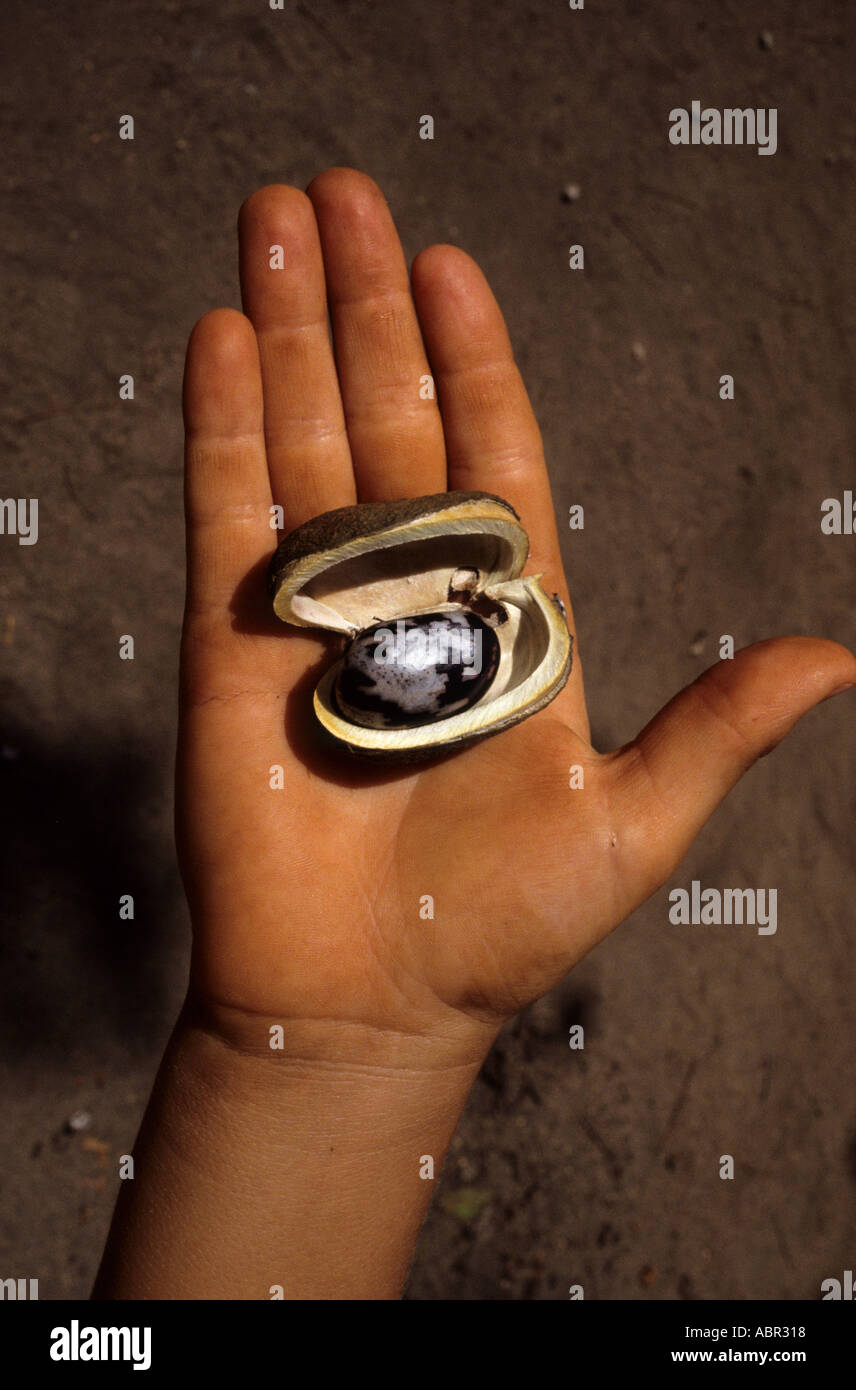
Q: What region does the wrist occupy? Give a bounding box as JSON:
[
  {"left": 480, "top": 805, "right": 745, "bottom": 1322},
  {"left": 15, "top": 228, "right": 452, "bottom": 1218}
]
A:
[
  {"left": 96, "top": 993, "right": 500, "bottom": 1299},
  {"left": 171, "top": 992, "right": 502, "bottom": 1178},
  {"left": 181, "top": 985, "right": 502, "bottom": 1080}
]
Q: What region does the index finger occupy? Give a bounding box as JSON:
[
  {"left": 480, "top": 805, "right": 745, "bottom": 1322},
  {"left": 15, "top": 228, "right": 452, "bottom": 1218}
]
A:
[{"left": 410, "top": 245, "right": 586, "bottom": 726}]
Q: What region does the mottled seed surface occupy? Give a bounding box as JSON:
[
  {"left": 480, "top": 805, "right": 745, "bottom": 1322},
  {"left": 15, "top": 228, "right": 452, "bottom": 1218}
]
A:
[{"left": 335, "top": 610, "right": 501, "bottom": 730}]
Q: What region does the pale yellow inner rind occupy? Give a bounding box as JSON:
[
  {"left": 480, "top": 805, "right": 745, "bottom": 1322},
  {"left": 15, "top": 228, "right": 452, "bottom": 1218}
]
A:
[{"left": 274, "top": 500, "right": 529, "bottom": 634}]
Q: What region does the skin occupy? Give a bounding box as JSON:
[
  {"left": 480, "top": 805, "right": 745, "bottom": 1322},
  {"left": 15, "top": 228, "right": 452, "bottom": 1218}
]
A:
[{"left": 93, "top": 168, "right": 856, "bottom": 1300}]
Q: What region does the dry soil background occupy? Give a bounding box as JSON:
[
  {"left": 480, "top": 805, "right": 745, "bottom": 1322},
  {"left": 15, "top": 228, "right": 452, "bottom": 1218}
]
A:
[{"left": 1, "top": 0, "right": 854, "bottom": 1300}]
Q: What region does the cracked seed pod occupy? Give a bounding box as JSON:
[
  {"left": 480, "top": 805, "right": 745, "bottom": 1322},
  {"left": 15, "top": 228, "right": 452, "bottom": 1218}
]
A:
[{"left": 267, "top": 490, "right": 572, "bottom": 761}]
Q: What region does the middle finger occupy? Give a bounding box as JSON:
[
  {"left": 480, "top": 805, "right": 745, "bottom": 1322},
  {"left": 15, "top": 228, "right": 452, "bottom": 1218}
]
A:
[
  {"left": 306, "top": 168, "right": 447, "bottom": 502},
  {"left": 239, "top": 184, "right": 356, "bottom": 531}
]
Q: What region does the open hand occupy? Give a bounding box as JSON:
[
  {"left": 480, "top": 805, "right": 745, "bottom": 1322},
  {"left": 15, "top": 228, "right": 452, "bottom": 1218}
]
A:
[{"left": 177, "top": 168, "right": 855, "bottom": 1058}]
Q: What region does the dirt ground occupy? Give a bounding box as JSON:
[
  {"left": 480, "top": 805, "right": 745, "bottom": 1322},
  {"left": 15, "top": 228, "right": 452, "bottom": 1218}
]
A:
[{"left": 1, "top": 0, "right": 854, "bottom": 1300}]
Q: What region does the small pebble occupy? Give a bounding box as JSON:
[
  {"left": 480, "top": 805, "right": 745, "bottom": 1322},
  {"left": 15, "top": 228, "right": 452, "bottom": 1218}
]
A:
[
  {"left": 631, "top": 341, "right": 647, "bottom": 364},
  {"left": 688, "top": 631, "right": 706, "bottom": 657},
  {"left": 66, "top": 1110, "right": 91, "bottom": 1133},
  {"left": 759, "top": 30, "right": 774, "bottom": 51},
  {"left": 561, "top": 182, "right": 581, "bottom": 203}
]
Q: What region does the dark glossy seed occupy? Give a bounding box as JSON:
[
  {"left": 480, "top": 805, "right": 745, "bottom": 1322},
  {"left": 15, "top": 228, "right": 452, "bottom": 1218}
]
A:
[{"left": 334, "top": 609, "right": 501, "bottom": 730}]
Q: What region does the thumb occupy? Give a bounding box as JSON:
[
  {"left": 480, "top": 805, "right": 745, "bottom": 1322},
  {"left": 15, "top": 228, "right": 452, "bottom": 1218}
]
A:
[{"left": 610, "top": 636, "right": 856, "bottom": 900}]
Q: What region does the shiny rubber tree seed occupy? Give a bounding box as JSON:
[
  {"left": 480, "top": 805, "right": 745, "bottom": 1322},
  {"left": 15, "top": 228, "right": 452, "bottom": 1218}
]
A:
[{"left": 334, "top": 610, "right": 501, "bottom": 730}]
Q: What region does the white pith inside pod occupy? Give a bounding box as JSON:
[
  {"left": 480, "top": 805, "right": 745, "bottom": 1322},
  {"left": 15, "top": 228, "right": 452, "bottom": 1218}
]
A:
[{"left": 268, "top": 491, "right": 572, "bottom": 760}]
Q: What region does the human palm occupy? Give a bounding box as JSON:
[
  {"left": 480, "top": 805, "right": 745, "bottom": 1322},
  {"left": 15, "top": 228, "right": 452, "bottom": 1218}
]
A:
[{"left": 176, "top": 169, "right": 855, "bottom": 1047}]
